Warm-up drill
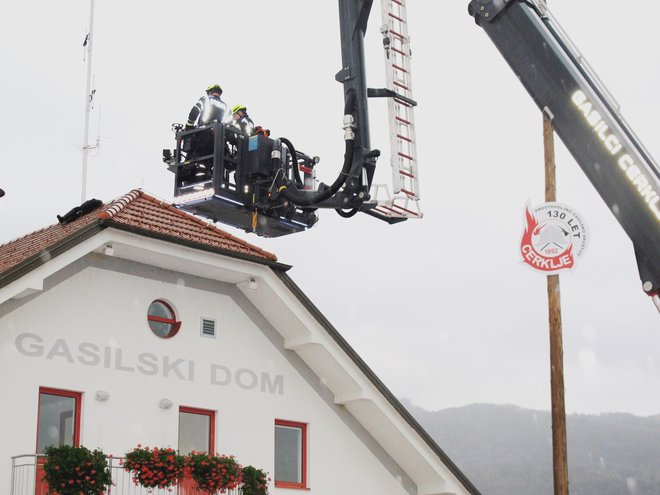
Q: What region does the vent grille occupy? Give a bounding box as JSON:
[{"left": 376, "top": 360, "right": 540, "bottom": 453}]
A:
[{"left": 200, "top": 318, "right": 216, "bottom": 338}]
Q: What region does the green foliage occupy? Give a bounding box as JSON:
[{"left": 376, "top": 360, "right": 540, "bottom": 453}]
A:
[
  {"left": 240, "top": 465, "right": 270, "bottom": 495},
  {"left": 42, "top": 445, "right": 112, "bottom": 495},
  {"left": 123, "top": 445, "right": 185, "bottom": 489},
  {"left": 187, "top": 452, "right": 243, "bottom": 493}
]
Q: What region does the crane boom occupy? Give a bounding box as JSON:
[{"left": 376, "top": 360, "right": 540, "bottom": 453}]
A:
[{"left": 469, "top": 0, "right": 660, "bottom": 304}]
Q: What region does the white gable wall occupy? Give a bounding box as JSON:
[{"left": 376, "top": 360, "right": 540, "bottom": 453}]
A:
[{"left": 1, "top": 255, "right": 416, "bottom": 495}]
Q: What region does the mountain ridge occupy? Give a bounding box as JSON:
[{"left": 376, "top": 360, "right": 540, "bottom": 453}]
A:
[{"left": 404, "top": 401, "right": 660, "bottom": 495}]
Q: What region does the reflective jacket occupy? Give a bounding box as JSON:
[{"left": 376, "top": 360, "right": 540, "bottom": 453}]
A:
[
  {"left": 186, "top": 95, "right": 228, "bottom": 128},
  {"left": 232, "top": 114, "right": 256, "bottom": 136}
]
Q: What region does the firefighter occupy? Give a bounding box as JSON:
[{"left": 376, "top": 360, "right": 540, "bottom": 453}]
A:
[
  {"left": 230, "top": 104, "right": 256, "bottom": 136},
  {"left": 255, "top": 126, "right": 271, "bottom": 137},
  {"left": 185, "top": 84, "right": 228, "bottom": 129},
  {"left": 182, "top": 84, "right": 228, "bottom": 182}
]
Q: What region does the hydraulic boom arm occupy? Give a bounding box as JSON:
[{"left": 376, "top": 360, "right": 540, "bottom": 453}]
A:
[{"left": 469, "top": 0, "right": 660, "bottom": 305}]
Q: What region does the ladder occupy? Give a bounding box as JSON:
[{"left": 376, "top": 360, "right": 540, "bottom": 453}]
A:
[{"left": 373, "top": 0, "right": 422, "bottom": 220}]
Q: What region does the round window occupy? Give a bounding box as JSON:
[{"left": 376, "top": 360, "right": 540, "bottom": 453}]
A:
[{"left": 147, "top": 300, "right": 181, "bottom": 338}]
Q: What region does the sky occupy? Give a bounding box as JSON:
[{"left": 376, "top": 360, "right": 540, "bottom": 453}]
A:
[{"left": 1, "top": 0, "right": 659, "bottom": 416}]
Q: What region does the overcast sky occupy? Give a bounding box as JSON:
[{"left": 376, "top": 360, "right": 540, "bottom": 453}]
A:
[{"left": 2, "top": 0, "right": 659, "bottom": 416}]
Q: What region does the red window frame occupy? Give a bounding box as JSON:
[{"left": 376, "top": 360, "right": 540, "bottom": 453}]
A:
[
  {"left": 36, "top": 387, "right": 82, "bottom": 453},
  {"left": 178, "top": 406, "right": 216, "bottom": 454},
  {"left": 147, "top": 299, "right": 181, "bottom": 338},
  {"left": 274, "top": 419, "right": 308, "bottom": 489}
]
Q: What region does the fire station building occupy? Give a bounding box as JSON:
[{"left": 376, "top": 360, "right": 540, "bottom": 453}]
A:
[{"left": 0, "top": 190, "right": 479, "bottom": 495}]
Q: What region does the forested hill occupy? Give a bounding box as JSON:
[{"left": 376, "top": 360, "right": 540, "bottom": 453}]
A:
[{"left": 405, "top": 402, "right": 660, "bottom": 495}]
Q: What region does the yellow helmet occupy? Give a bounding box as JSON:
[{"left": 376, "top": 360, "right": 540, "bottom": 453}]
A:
[
  {"left": 206, "top": 84, "right": 223, "bottom": 95},
  {"left": 231, "top": 104, "right": 247, "bottom": 114}
]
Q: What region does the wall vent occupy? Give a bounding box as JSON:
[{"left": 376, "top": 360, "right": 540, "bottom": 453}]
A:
[{"left": 200, "top": 317, "right": 216, "bottom": 338}]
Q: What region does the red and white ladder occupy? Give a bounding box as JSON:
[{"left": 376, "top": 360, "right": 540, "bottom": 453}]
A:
[{"left": 372, "top": 0, "right": 422, "bottom": 219}]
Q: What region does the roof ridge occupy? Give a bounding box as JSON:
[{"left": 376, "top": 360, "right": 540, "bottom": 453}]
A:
[
  {"left": 0, "top": 200, "right": 107, "bottom": 250},
  {"left": 97, "top": 189, "right": 142, "bottom": 220},
  {"left": 95, "top": 189, "right": 277, "bottom": 261},
  {"left": 0, "top": 189, "right": 279, "bottom": 276},
  {"left": 137, "top": 190, "right": 277, "bottom": 261},
  {"left": 0, "top": 224, "right": 58, "bottom": 250}
]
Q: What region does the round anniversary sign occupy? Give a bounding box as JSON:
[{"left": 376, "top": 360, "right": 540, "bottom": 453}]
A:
[{"left": 520, "top": 202, "right": 589, "bottom": 275}]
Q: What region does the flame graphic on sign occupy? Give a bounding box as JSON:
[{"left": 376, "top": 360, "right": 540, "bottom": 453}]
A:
[{"left": 522, "top": 207, "right": 538, "bottom": 244}]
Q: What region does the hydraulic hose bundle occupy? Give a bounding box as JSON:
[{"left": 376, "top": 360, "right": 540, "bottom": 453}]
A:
[
  {"left": 278, "top": 136, "right": 304, "bottom": 189},
  {"left": 273, "top": 90, "right": 357, "bottom": 207}
]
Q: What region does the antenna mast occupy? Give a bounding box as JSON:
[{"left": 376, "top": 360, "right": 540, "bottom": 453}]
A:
[{"left": 81, "top": 0, "right": 96, "bottom": 202}]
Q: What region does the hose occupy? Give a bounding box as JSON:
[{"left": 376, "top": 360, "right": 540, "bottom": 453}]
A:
[
  {"left": 276, "top": 138, "right": 353, "bottom": 206},
  {"left": 278, "top": 137, "right": 304, "bottom": 188},
  {"left": 275, "top": 90, "right": 357, "bottom": 207}
]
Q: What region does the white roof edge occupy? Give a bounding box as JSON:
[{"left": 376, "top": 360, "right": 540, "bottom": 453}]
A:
[
  {"left": 243, "top": 270, "right": 477, "bottom": 494},
  {"left": 0, "top": 230, "right": 115, "bottom": 304}
]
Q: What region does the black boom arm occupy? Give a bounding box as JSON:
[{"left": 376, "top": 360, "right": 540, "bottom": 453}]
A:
[{"left": 469, "top": 0, "right": 660, "bottom": 302}]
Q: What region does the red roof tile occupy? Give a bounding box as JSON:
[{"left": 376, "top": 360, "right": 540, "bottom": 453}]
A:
[{"left": 0, "top": 189, "right": 277, "bottom": 277}]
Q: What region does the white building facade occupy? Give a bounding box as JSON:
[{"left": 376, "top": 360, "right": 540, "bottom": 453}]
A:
[{"left": 0, "top": 190, "right": 479, "bottom": 495}]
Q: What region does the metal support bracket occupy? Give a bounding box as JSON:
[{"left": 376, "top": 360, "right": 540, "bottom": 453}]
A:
[
  {"left": 367, "top": 87, "right": 418, "bottom": 107},
  {"left": 468, "top": 0, "right": 512, "bottom": 23},
  {"left": 335, "top": 66, "right": 353, "bottom": 83}
]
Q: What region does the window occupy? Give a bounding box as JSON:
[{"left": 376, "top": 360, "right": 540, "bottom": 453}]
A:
[
  {"left": 147, "top": 299, "right": 181, "bottom": 338},
  {"left": 178, "top": 407, "right": 215, "bottom": 454},
  {"left": 36, "top": 388, "right": 81, "bottom": 454},
  {"left": 274, "top": 420, "right": 307, "bottom": 489}
]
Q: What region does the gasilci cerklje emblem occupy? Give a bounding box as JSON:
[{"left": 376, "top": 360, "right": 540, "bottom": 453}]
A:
[{"left": 520, "top": 202, "right": 589, "bottom": 274}]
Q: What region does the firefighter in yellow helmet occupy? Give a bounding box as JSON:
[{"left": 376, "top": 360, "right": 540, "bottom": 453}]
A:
[
  {"left": 185, "top": 84, "right": 228, "bottom": 129},
  {"left": 230, "top": 104, "right": 256, "bottom": 136}
]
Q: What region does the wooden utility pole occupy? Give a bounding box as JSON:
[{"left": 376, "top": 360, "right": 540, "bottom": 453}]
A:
[{"left": 543, "top": 113, "right": 569, "bottom": 495}]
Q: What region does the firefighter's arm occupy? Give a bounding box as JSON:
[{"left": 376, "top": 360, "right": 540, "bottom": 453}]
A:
[{"left": 185, "top": 99, "right": 203, "bottom": 129}]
